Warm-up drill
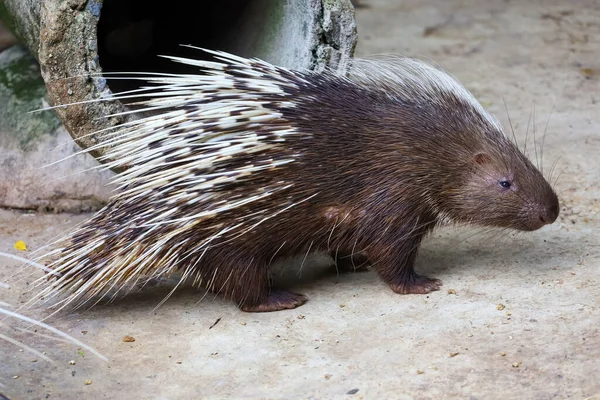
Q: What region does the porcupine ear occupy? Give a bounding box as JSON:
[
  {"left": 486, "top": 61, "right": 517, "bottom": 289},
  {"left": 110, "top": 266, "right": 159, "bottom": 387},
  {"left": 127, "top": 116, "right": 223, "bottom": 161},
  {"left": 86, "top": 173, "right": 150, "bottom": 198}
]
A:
[{"left": 474, "top": 152, "right": 492, "bottom": 165}]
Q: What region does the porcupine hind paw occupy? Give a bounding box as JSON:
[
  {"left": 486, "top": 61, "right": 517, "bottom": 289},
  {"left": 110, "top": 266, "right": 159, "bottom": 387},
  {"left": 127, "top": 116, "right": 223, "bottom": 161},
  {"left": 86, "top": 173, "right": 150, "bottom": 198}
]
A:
[
  {"left": 389, "top": 274, "right": 442, "bottom": 294},
  {"left": 240, "top": 290, "right": 308, "bottom": 312}
]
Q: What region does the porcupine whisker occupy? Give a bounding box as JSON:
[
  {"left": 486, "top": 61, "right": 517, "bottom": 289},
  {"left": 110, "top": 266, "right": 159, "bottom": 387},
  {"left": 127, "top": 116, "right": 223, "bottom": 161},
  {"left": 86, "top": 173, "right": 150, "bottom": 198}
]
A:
[
  {"left": 297, "top": 241, "right": 314, "bottom": 278},
  {"left": 549, "top": 143, "right": 576, "bottom": 186},
  {"left": 540, "top": 101, "right": 556, "bottom": 176},
  {"left": 332, "top": 244, "right": 342, "bottom": 278},
  {"left": 474, "top": 226, "right": 506, "bottom": 243},
  {"left": 532, "top": 104, "right": 540, "bottom": 171},
  {"left": 268, "top": 241, "right": 287, "bottom": 267},
  {"left": 521, "top": 108, "right": 532, "bottom": 159},
  {"left": 349, "top": 238, "right": 359, "bottom": 271},
  {"left": 501, "top": 96, "right": 519, "bottom": 150},
  {"left": 552, "top": 164, "right": 571, "bottom": 189},
  {"left": 327, "top": 214, "right": 346, "bottom": 252}
]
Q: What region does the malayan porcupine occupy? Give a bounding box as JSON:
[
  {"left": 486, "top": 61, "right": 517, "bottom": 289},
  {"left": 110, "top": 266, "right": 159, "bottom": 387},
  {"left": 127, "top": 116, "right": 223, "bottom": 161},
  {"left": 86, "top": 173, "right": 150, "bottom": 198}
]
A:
[{"left": 33, "top": 47, "right": 559, "bottom": 312}]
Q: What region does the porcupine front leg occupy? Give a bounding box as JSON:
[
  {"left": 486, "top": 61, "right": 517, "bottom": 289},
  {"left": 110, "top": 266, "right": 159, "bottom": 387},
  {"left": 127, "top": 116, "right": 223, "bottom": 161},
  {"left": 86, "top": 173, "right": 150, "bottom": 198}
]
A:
[{"left": 370, "top": 217, "right": 441, "bottom": 294}]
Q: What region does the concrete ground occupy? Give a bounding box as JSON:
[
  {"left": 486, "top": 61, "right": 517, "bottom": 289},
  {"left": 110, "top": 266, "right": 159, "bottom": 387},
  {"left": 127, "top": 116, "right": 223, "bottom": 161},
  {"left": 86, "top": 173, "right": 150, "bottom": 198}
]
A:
[{"left": 2, "top": 0, "right": 599, "bottom": 398}]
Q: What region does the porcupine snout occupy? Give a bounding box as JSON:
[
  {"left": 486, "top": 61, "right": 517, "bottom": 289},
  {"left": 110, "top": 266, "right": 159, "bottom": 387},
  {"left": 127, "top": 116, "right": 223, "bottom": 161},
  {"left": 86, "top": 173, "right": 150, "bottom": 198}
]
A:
[
  {"left": 538, "top": 197, "right": 559, "bottom": 225},
  {"left": 526, "top": 188, "right": 559, "bottom": 231}
]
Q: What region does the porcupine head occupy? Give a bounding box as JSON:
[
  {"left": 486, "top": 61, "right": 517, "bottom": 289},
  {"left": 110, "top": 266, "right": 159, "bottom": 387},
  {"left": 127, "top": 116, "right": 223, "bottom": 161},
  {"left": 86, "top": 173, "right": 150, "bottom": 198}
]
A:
[{"left": 33, "top": 49, "right": 560, "bottom": 313}]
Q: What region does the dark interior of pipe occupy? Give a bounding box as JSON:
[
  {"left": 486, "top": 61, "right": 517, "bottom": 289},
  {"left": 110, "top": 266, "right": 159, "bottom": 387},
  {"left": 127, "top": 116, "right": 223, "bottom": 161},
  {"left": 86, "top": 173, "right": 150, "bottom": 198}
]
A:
[{"left": 98, "top": 0, "right": 252, "bottom": 95}]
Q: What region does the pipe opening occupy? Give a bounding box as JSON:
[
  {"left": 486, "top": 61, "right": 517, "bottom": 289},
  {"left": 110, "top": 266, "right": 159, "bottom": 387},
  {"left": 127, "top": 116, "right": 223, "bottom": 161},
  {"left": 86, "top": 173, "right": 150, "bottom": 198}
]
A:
[{"left": 98, "top": 0, "right": 256, "bottom": 95}]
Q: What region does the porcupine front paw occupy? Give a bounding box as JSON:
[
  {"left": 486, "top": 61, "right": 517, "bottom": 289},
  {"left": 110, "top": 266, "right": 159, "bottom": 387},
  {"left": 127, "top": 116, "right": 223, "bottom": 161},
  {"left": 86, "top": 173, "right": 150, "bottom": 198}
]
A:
[
  {"left": 240, "top": 290, "right": 308, "bottom": 312},
  {"left": 389, "top": 274, "right": 442, "bottom": 294}
]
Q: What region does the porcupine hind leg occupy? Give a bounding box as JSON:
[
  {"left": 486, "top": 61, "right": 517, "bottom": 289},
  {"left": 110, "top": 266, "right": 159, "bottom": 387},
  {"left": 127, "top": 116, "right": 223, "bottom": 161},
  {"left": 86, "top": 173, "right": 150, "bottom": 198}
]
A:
[
  {"left": 205, "top": 253, "right": 308, "bottom": 312},
  {"left": 240, "top": 290, "right": 308, "bottom": 313},
  {"left": 370, "top": 217, "right": 442, "bottom": 295}
]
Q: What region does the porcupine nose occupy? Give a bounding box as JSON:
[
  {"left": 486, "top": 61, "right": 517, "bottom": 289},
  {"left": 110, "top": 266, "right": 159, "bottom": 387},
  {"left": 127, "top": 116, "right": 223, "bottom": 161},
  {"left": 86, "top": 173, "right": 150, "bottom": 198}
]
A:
[{"left": 538, "top": 202, "right": 559, "bottom": 225}]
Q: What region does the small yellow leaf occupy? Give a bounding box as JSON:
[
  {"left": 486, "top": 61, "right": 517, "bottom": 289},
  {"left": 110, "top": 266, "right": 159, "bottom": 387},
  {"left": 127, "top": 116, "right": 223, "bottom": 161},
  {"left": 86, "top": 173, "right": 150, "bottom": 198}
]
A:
[{"left": 14, "top": 240, "right": 27, "bottom": 251}]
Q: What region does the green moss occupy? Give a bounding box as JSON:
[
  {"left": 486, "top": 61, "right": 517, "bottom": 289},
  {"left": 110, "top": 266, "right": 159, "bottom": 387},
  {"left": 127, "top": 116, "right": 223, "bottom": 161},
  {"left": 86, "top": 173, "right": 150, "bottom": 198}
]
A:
[
  {"left": 0, "top": 46, "right": 60, "bottom": 152},
  {"left": 0, "top": 3, "right": 18, "bottom": 35},
  {"left": 0, "top": 52, "right": 46, "bottom": 101}
]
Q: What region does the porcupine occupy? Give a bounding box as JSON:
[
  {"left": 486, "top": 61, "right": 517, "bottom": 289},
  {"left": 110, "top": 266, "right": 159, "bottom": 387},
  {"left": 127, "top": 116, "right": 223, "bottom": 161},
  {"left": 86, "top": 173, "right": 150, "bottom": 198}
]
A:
[{"left": 34, "top": 47, "right": 559, "bottom": 312}]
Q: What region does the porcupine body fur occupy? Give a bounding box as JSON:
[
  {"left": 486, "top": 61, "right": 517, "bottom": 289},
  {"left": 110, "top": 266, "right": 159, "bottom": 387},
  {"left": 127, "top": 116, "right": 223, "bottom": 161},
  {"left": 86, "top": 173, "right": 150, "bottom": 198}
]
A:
[{"left": 35, "top": 48, "right": 559, "bottom": 312}]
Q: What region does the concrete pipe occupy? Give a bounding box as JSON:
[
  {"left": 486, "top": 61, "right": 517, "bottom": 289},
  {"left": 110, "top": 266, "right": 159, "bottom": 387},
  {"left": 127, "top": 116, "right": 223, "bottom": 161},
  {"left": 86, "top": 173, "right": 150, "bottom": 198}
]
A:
[{"left": 0, "top": 0, "right": 357, "bottom": 165}]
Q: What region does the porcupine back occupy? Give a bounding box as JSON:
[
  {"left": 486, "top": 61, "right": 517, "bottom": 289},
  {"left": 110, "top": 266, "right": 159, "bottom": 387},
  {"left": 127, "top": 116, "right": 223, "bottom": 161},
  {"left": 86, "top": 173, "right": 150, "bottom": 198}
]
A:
[{"left": 33, "top": 47, "right": 557, "bottom": 311}]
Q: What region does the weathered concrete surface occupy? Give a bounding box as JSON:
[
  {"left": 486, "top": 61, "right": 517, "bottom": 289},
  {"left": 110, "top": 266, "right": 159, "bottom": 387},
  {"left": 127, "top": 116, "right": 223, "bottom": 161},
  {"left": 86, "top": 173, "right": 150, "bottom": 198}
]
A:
[
  {"left": 226, "top": 0, "right": 357, "bottom": 72},
  {"left": 0, "top": 45, "right": 115, "bottom": 211},
  {"left": 1, "top": 0, "right": 600, "bottom": 399}
]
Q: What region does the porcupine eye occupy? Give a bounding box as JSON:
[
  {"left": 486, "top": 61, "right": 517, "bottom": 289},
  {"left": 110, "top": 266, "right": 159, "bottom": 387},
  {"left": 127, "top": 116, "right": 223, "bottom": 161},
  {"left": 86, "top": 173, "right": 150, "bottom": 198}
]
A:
[{"left": 499, "top": 180, "right": 511, "bottom": 189}]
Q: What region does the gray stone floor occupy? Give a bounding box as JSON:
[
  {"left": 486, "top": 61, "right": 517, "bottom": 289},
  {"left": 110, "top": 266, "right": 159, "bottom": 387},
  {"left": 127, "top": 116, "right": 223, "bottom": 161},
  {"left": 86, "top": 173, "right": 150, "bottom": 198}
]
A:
[{"left": 1, "top": 0, "right": 599, "bottom": 398}]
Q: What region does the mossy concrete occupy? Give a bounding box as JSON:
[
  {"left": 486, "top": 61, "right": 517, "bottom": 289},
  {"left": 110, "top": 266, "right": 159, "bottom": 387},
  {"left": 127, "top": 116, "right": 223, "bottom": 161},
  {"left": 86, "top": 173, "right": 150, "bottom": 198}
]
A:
[
  {"left": 0, "top": 46, "right": 59, "bottom": 151},
  {"left": 0, "top": 46, "right": 114, "bottom": 211}
]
